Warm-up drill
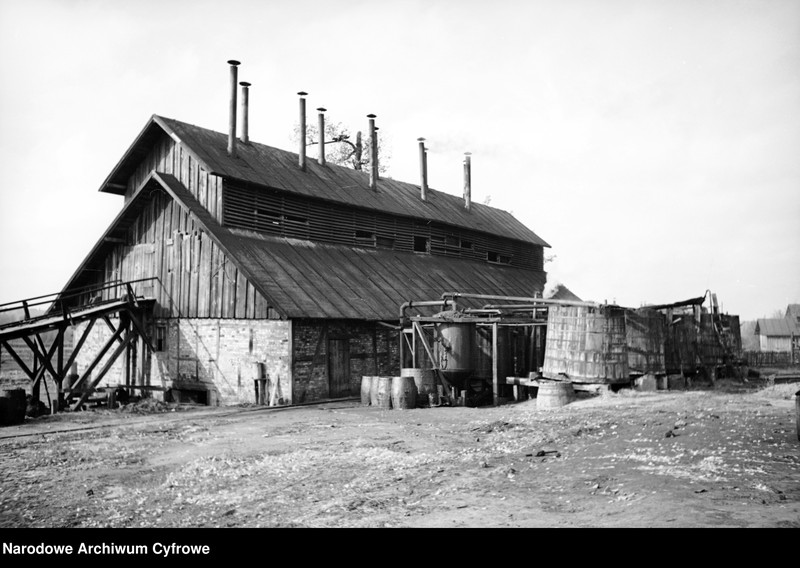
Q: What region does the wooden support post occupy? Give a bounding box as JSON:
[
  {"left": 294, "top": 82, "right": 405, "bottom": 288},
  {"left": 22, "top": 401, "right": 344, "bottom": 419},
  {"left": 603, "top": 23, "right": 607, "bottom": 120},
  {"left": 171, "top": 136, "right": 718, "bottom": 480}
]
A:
[
  {"left": 1, "top": 340, "right": 35, "bottom": 381},
  {"left": 492, "top": 322, "right": 500, "bottom": 406},
  {"left": 63, "top": 318, "right": 95, "bottom": 378},
  {"left": 72, "top": 331, "right": 137, "bottom": 410},
  {"left": 70, "top": 324, "right": 125, "bottom": 393}
]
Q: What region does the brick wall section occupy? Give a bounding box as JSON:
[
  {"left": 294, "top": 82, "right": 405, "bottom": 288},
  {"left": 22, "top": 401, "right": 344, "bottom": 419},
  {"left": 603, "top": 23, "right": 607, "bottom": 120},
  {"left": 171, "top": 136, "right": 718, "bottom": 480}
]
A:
[
  {"left": 32, "top": 317, "right": 401, "bottom": 407},
  {"left": 291, "top": 319, "right": 399, "bottom": 404},
  {"left": 72, "top": 318, "right": 291, "bottom": 406}
]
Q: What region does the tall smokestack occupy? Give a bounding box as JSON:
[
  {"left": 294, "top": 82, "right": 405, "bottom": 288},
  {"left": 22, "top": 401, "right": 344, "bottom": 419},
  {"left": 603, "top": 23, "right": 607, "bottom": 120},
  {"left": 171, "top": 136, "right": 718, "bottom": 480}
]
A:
[
  {"left": 368, "top": 114, "right": 378, "bottom": 190},
  {"left": 317, "top": 107, "right": 327, "bottom": 166},
  {"left": 227, "top": 60, "right": 240, "bottom": 157},
  {"left": 463, "top": 152, "right": 472, "bottom": 211},
  {"left": 418, "top": 137, "right": 427, "bottom": 201},
  {"left": 239, "top": 81, "right": 251, "bottom": 145},
  {"left": 298, "top": 92, "right": 307, "bottom": 170}
]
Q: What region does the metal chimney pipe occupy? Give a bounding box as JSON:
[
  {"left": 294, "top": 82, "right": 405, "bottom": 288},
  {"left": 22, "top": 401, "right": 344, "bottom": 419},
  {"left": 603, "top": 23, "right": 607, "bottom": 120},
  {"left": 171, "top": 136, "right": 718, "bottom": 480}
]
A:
[
  {"left": 227, "top": 60, "right": 240, "bottom": 157},
  {"left": 368, "top": 114, "right": 378, "bottom": 189},
  {"left": 239, "top": 81, "right": 251, "bottom": 145},
  {"left": 317, "top": 107, "right": 326, "bottom": 166},
  {"left": 298, "top": 92, "right": 307, "bottom": 170},
  {"left": 417, "top": 137, "right": 427, "bottom": 201},
  {"left": 463, "top": 152, "right": 472, "bottom": 211}
]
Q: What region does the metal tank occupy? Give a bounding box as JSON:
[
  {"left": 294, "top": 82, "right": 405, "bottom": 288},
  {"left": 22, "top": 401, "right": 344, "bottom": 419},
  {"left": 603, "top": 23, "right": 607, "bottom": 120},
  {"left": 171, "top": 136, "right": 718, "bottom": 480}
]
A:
[{"left": 434, "top": 320, "right": 475, "bottom": 389}]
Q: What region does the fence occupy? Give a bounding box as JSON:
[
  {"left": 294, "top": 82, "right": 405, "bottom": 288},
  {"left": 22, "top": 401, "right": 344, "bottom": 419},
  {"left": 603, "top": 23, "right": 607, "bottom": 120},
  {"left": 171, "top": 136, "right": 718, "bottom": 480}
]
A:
[{"left": 743, "top": 350, "right": 800, "bottom": 367}]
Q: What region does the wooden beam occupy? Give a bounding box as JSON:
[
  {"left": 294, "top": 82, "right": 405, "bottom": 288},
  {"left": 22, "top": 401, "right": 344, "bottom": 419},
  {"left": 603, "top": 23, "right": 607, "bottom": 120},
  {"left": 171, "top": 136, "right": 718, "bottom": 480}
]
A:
[
  {"left": 127, "top": 309, "right": 155, "bottom": 352},
  {"left": 71, "top": 331, "right": 136, "bottom": 410},
  {"left": 29, "top": 328, "right": 63, "bottom": 390},
  {"left": 22, "top": 335, "right": 58, "bottom": 380},
  {"left": 62, "top": 318, "right": 96, "bottom": 382},
  {"left": 1, "top": 340, "right": 35, "bottom": 380},
  {"left": 70, "top": 324, "right": 126, "bottom": 393}
]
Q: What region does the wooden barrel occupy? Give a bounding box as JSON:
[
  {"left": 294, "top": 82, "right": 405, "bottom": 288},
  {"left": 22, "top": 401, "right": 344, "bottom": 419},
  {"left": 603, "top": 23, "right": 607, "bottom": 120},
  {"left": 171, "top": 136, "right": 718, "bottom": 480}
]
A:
[
  {"left": 369, "top": 376, "right": 379, "bottom": 406},
  {"left": 0, "top": 389, "right": 27, "bottom": 426},
  {"left": 374, "top": 377, "right": 393, "bottom": 409},
  {"left": 391, "top": 376, "right": 417, "bottom": 410},
  {"left": 536, "top": 381, "right": 576, "bottom": 409},
  {"left": 401, "top": 368, "right": 437, "bottom": 406},
  {"left": 361, "top": 376, "right": 373, "bottom": 406}
]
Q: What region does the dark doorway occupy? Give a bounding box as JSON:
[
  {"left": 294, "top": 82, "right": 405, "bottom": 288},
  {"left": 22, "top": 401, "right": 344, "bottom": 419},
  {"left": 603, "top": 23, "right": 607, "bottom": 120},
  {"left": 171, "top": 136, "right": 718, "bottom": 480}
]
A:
[{"left": 328, "top": 338, "right": 351, "bottom": 398}]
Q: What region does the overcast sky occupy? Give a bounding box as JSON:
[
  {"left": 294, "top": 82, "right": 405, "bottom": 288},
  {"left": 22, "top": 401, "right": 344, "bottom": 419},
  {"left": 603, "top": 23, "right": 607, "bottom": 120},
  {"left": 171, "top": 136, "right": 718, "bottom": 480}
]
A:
[{"left": 0, "top": 0, "right": 798, "bottom": 321}]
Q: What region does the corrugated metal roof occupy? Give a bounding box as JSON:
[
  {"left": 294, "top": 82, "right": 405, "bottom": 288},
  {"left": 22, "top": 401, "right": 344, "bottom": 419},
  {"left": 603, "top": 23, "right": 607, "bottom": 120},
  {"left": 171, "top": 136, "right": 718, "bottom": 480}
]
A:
[{"left": 101, "top": 115, "right": 549, "bottom": 248}]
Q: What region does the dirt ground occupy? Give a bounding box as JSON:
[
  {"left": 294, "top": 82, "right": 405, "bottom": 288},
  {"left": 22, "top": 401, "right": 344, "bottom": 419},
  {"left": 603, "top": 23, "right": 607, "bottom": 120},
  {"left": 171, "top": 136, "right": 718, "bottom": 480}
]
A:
[{"left": 1, "top": 379, "right": 798, "bottom": 529}]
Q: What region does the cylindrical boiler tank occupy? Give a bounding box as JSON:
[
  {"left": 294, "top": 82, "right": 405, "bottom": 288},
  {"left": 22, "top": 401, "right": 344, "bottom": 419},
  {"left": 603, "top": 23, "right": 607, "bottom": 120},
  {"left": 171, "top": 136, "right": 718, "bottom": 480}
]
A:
[{"left": 434, "top": 321, "right": 475, "bottom": 388}]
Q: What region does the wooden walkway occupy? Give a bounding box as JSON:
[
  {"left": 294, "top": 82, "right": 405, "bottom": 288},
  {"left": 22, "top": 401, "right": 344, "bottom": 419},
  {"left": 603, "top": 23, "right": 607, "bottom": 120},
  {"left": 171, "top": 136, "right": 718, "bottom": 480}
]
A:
[{"left": 0, "top": 282, "right": 155, "bottom": 412}]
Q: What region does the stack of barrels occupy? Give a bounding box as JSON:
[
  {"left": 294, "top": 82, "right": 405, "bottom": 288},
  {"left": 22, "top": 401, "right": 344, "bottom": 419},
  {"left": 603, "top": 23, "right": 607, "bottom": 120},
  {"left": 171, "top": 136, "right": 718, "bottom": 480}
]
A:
[{"left": 360, "top": 375, "right": 419, "bottom": 410}]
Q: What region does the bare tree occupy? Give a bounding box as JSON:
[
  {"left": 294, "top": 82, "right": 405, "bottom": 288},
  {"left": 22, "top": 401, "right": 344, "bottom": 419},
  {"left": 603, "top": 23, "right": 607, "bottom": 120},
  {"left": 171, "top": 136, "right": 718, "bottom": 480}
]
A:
[{"left": 293, "top": 120, "right": 390, "bottom": 174}]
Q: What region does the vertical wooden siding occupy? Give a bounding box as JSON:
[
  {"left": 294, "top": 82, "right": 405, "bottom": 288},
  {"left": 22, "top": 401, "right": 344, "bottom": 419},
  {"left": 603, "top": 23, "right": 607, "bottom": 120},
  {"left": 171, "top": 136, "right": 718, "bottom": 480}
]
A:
[
  {"left": 124, "top": 133, "right": 224, "bottom": 224},
  {"left": 93, "top": 190, "right": 277, "bottom": 320}
]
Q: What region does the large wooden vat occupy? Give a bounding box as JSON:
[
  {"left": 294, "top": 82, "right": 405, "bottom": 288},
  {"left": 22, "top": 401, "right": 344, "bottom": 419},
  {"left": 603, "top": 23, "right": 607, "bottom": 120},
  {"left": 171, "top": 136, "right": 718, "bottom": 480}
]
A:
[
  {"left": 542, "top": 305, "right": 629, "bottom": 384},
  {"left": 625, "top": 308, "right": 666, "bottom": 376},
  {"left": 662, "top": 310, "right": 742, "bottom": 373}
]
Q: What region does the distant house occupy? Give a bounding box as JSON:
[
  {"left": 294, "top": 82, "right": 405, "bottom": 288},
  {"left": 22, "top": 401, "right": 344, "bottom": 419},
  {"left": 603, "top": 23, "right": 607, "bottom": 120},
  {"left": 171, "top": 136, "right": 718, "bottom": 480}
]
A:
[{"left": 754, "top": 304, "right": 800, "bottom": 352}]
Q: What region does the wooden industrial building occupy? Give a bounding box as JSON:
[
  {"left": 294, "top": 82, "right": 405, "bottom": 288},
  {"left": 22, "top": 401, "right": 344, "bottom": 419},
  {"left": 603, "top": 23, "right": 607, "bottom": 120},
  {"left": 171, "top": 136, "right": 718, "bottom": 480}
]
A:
[{"left": 51, "top": 83, "right": 550, "bottom": 405}]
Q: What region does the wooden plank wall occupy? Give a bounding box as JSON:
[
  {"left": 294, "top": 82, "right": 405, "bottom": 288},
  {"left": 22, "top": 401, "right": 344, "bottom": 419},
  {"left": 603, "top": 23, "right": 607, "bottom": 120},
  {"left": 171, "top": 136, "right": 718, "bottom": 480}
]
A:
[
  {"left": 96, "top": 190, "right": 277, "bottom": 320},
  {"left": 224, "top": 181, "right": 544, "bottom": 272},
  {"left": 124, "top": 133, "right": 224, "bottom": 224}
]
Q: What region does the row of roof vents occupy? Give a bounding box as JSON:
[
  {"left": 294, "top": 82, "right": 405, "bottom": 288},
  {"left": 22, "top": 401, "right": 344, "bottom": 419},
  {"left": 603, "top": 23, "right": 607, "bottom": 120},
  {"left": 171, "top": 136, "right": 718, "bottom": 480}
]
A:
[{"left": 226, "top": 60, "right": 472, "bottom": 211}]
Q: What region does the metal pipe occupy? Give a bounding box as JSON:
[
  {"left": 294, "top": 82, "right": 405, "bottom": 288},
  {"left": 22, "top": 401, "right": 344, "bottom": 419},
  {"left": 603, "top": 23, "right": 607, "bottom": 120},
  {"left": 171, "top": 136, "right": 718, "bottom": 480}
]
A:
[
  {"left": 441, "top": 292, "right": 604, "bottom": 308},
  {"left": 317, "top": 107, "right": 327, "bottom": 166},
  {"left": 399, "top": 299, "right": 455, "bottom": 320},
  {"left": 227, "top": 60, "right": 240, "bottom": 157},
  {"left": 418, "top": 137, "right": 427, "bottom": 200},
  {"left": 239, "top": 81, "right": 251, "bottom": 144},
  {"left": 298, "top": 92, "right": 307, "bottom": 170},
  {"left": 463, "top": 152, "right": 472, "bottom": 211},
  {"left": 368, "top": 114, "right": 378, "bottom": 189}
]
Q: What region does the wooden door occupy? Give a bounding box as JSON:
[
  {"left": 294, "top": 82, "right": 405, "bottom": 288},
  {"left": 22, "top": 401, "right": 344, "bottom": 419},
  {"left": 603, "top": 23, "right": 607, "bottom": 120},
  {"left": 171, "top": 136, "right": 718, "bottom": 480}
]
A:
[{"left": 328, "top": 339, "right": 351, "bottom": 398}]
